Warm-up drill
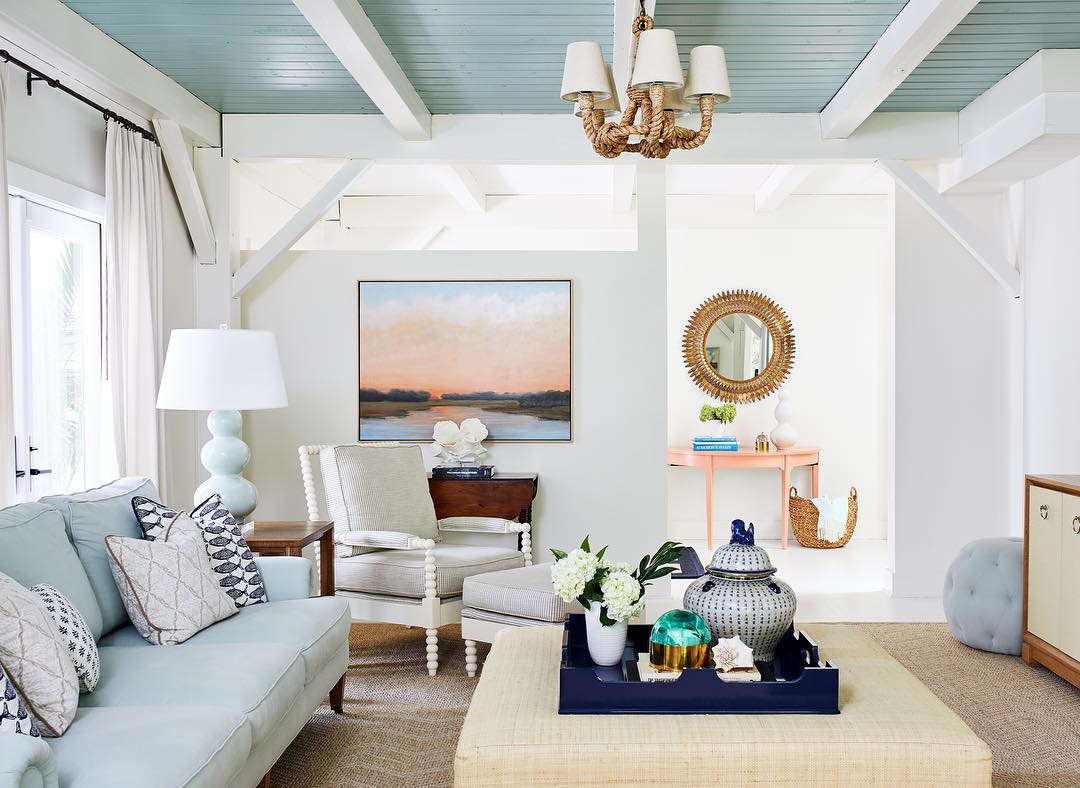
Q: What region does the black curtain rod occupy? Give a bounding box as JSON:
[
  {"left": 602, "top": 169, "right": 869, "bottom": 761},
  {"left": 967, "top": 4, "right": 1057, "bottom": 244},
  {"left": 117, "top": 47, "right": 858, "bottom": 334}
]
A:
[{"left": 0, "top": 49, "right": 157, "bottom": 143}]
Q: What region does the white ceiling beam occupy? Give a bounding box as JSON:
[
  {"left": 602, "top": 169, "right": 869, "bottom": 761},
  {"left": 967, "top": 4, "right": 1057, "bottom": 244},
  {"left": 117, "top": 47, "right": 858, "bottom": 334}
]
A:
[
  {"left": 613, "top": 0, "right": 655, "bottom": 105},
  {"left": 0, "top": 0, "right": 219, "bottom": 145},
  {"left": 878, "top": 159, "right": 1019, "bottom": 297},
  {"left": 225, "top": 112, "right": 959, "bottom": 163},
  {"left": 291, "top": 0, "right": 430, "bottom": 141},
  {"left": 820, "top": 0, "right": 979, "bottom": 140},
  {"left": 611, "top": 164, "right": 636, "bottom": 213},
  {"left": 433, "top": 165, "right": 485, "bottom": 213},
  {"left": 754, "top": 165, "right": 815, "bottom": 212},
  {"left": 232, "top": 159, "right": 372, "bottom": 297},
  {"left": 152, "top": 118, "right": 216, "bottom": 263}
]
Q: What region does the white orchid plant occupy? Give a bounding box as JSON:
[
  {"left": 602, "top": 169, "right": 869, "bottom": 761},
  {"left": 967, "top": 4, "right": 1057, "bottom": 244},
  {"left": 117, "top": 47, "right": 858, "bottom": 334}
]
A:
[
  {"left": 432, "top": 418, "right": 489, "bottom": 465},
  {"left": 551, "top": 536, "right": 685, "bottom": 627}
]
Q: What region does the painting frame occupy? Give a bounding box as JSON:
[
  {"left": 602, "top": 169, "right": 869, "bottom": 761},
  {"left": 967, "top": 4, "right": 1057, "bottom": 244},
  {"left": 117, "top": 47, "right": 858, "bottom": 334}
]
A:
[{"left": 357, "top": 279, "right": 573, "bottom": 443}]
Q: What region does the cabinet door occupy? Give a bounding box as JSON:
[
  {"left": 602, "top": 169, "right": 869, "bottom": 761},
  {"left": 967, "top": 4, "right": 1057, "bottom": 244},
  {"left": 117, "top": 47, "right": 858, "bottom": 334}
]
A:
[
  {"left": 1028, "top": 485, "right": 1062, "bottom": 643},
  {"left": 1059, "top": 493, "right": 1080, "bottom": 660}
]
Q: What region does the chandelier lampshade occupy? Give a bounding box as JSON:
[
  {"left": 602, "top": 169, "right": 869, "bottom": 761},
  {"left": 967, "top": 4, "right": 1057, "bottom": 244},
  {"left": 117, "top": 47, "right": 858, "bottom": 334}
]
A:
[
  {"left": 684, "top": 45, "right": 732, "bottom": 102},
  {"left": 576, "top": 65, "right": 621, "bottom": 117},
  {"left": 560, "top": 41, "right": 611, "bottom": 101},
  {"left": 663, "top": 86, "right": 691, "bottom": 118},
  {"left": 630, "top": 29, "right": 684, "bottom": 89}
]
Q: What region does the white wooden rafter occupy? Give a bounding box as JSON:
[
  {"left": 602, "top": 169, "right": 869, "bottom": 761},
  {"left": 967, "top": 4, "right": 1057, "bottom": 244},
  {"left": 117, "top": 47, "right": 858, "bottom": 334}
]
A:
[
  {"left": 152, "top": 118, "right": 215, "bottom": 263},
  {"left": 820, "top": 0, "right": 980, "bottom": 139},
  {"left": 754, "top": 165, "right": 815, "bottom": 212},
  {"left": 613, "top": 0, "right": 656, "bottom": 103},
  {"left": 433, "top": 165, "right": 485, "bottom": 213},
  {"left": 291, "top": 0, "right": 431, "bottom": 141},
  {"left": 0, "top": 0, "right": 219, "bottom": 145},
  {"left": 232, "top": 159, "right": 373, "bottom": 297},
  {"left": 878, "top": 159, "right": 1020, "bottom": 297},
  {"left": 611, "top": 165, "right": 636, "bottom": 213}
]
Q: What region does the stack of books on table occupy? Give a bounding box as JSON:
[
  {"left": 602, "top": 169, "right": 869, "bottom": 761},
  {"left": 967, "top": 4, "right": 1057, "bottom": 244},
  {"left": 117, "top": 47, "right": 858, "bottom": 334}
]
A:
[{"left": 692, "top": 437, "right": 739, "bottom": 452}]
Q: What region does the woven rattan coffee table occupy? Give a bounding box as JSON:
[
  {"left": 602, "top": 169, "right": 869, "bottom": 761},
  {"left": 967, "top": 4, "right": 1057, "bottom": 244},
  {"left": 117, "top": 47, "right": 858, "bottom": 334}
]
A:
[{"left": 454, "top": 624, "right": 991, "bottom": 787}]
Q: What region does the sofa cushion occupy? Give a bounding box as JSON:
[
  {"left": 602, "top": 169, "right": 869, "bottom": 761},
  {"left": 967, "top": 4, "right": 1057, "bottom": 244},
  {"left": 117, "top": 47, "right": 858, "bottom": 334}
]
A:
[
  {"left": 85, "top": 642, "right": 304, "bottom": 742},
  {"left": 100, "top": 596, "right": 350, "bottom": 685},
  {"left": 0, "top": 502, "right": 104, "bottom": 639},
  {"left": 462, "top": 562, "right": 572, "bottom": 623},
  {"left": 0, "top": 662, "right": 40, "bottom": 736},
  {"left": 41, "top": 477, "right": 158, "bottom": 636},
  {"left": 31, "top": 584, "right": 100, "bottom": 693},
  {"left": 337, "top": 544, "right": 525, "bottom": 598},
  {"left": 0, "top": 572, "right": 79, "bottom": 737},
  {"left": 49, "top": 705, "right": 251, "bottom": 788}
]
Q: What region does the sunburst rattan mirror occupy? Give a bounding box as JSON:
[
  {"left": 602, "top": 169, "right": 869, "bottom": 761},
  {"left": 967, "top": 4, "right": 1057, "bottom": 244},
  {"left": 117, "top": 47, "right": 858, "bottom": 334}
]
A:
[{"left": 682, "top": 290, "right": 795, "bottom": 403}]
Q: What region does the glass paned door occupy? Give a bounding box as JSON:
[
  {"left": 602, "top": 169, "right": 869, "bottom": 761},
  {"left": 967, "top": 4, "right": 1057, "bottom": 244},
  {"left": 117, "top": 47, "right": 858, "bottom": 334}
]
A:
[{"left": 9, "top": 196, "right": 116, "bottom": 500}]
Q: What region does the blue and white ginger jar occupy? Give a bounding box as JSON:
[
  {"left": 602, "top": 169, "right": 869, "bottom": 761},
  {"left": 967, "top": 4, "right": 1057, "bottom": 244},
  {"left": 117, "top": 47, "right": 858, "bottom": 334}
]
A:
[{"left": 683, "top": 520, "right": 797, "bottom": 662}]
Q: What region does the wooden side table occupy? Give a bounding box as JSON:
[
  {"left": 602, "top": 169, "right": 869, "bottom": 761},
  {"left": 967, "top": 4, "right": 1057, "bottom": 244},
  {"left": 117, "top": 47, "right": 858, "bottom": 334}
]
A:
[
  {"left": 244, "top": 520, "right": 335, "bottom": 597},
  {"left": 427, "top": 473, "right": 538, "bottom": 552},
  {"left": 668, "top": 447, "right": 820, "bottom": 550}
]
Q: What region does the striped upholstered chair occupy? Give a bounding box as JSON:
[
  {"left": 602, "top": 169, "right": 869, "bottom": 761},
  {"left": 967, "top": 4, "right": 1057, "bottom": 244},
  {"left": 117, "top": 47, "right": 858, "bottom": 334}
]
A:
[{"left": 298, "top": 443, "right": 531, "bottom": 676}]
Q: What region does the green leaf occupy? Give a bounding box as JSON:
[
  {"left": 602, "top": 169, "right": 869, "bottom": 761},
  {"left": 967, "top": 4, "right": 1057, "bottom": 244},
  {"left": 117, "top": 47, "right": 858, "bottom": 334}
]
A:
[
  {"left": 550, "top": 548, "right": 567, "bottom": 561},
  {"left": 580, "top": 535, "right": 591, "bottom": 553},
  {"left": 595, "top": 545, "right": 607, "bottom": 562},
  {"left": 599, "top": 607, "right": 618, "bottom": 627}
]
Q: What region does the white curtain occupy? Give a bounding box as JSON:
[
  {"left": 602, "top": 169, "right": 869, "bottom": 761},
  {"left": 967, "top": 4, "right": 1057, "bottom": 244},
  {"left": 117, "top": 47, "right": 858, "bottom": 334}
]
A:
[
  {"left": 105, "top": 120, "right": 165, "bottom": 492},
  {"left": 0, "top": 67, "right": 14, "bottom": 507}
]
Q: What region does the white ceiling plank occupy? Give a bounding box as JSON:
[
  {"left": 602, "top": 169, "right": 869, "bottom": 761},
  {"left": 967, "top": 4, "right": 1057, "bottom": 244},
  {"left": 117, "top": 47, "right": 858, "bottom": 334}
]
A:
[
  {"left": 225, "top": 112, "right": 960, "bottom": 163},
  {"left": 878, "top": 159, "right": 1019, "bottom": 297},
  {"left": 611, "top": 164, "right": 636, "bottom": 213},
  {"left": 232, "top": 159, "right": 372, "bottom": 297},
  {"left": 820, "top": 0, "right": 979, "bottom": 140},
  {"left": 153, "top": 118, "right": 216, "bottom": 263},
  {"left": 434, "top": 165, "right": 486, "bottom": 213},
  {"left": 291, "top": 0, "right": 430, "bottom": 141},
  {"left": 754, "top": 165, "right": 815, "bottom": 212},
  {"left": 613, "top": 0, "right": 656, "bottom": 106},
  {"left": 0, "top": 0, "right": 219, "bottom": 145}
]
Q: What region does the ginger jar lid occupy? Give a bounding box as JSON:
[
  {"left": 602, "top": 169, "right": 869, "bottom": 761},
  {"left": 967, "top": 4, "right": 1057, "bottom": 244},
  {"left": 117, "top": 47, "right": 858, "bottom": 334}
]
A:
[{"left": 706, "top": 520, "right": 776, "bottom": 579}]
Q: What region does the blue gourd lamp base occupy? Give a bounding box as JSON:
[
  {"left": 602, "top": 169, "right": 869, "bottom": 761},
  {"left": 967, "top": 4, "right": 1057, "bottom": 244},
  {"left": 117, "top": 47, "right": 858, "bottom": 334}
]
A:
[{"left": 194, "top": 409, "right": 257, "bottom": 521}]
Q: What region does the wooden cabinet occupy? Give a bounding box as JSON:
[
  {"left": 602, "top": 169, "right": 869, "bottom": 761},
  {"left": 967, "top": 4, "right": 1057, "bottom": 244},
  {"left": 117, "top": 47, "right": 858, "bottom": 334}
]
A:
[{"left": 1023, "top": 475, "right": 1080, "bottom": 688}]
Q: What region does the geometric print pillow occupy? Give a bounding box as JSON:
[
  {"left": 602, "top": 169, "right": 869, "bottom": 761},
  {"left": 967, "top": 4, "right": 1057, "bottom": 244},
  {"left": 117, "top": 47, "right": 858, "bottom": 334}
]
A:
[
  {"left": 0, "top": 663, "right": 40, "bottom": 737},
  {"left": 30, "top": 585, "right": 100, "bottom": 694},
  {"left": 132, "top": 495, "right": 266, "bottom": 608},
  {"left": 189, "top": 495, "right": 267, "bottom": 608}
]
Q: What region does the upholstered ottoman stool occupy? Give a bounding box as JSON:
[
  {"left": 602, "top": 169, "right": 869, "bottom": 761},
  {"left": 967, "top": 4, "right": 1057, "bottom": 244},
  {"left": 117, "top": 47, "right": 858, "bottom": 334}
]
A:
[
  {"left": 943, "top": 537, "right": 1024, "bottom": 655},
  {"left": 461, "top": 563, "right": 572, "bottom": 677}
]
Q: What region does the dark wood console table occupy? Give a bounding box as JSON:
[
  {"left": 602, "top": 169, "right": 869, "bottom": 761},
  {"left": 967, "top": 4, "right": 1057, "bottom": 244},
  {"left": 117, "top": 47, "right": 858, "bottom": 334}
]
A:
[{"left": 427, "top": 473, "right": 538, "bottom": 525}]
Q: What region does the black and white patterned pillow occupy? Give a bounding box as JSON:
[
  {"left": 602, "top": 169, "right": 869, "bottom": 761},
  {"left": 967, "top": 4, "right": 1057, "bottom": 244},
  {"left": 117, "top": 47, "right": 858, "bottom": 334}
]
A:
[
  {"left": 132, "top": 495, "right": 267, "bottom": 608},
  {"left": 0, "top": 663, "right": 41, "bottom": 736},
  {"left": 190, "top": 495, "right": 266, "bottom": 608},
  {"left": 131, "top": 496, "right": 179, "bottom": 541},
  {"left": 31, "top": 584, "right": 100, "bottom": 693}
]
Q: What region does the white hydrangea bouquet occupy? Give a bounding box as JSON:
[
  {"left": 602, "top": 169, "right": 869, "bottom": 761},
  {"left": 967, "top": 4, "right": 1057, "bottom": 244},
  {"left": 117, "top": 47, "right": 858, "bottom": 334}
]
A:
[
  {"left": 551, "top": 536, "right": 684, "bottom": 627},
  {"left": 432, "top": 418, "right": 489, "bottom": 465}
]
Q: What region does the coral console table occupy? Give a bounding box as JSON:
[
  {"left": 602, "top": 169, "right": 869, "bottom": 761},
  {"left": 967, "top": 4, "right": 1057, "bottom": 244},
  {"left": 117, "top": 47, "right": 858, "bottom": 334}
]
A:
[{"left": 668, "top": 447, "right": 820, "bottom": 549}]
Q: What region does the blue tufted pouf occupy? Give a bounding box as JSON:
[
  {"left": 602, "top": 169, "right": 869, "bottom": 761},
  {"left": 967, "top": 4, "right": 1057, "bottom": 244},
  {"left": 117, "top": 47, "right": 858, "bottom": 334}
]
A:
[{"left": 943, "top": 537, "right": 1024, "bottom": 655}]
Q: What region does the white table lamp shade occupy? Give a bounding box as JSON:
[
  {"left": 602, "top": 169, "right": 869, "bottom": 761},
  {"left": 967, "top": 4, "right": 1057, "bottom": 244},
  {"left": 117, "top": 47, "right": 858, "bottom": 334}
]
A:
[
  {"left": 684, "top": 45, "right": 731, "bottom": 102},
  {"left": 662, "top": 86, "right": 692, "bottom": 117},
  {"left": 575, "top": 65, "right": 621, "bottom": 117},
  {"left": 561, "top": 41, "right": 611, "bottom": 102},
  {"left": 157, "top": 329, "right": 288, "bottom": 411},
  {"left": 631, "top": 29, "right": 684, "bottom": 89}
]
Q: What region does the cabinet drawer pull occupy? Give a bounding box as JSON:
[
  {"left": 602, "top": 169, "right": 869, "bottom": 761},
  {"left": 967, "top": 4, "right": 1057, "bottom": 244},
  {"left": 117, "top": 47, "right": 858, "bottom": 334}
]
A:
[
  {"left": 1039, "top": 504, "right": 1049, "bottom": 520},
  {"left": 1073, "top": 516, "right": 1080, "bottom": 535}
]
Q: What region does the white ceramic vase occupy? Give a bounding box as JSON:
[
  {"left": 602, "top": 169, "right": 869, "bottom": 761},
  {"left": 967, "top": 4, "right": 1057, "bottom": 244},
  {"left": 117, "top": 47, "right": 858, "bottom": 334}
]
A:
[
  {"left": 770, "top": 389, "right": 798, "bottom": 449},
  {"left": 584, "top": 601, "right": 628, "bottom": 666}
]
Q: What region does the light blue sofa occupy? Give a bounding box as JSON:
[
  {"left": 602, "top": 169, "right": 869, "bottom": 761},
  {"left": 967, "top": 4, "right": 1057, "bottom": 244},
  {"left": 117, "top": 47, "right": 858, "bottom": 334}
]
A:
[{"left": 0, "top": 478, "right": 350, "bottom": 788}]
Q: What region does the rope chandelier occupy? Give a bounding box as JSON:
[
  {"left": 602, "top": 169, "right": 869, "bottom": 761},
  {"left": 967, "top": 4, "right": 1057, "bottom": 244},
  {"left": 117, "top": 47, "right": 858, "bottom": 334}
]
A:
[{"left": 559, "top": 3, "right": 731, "bottom": 159}]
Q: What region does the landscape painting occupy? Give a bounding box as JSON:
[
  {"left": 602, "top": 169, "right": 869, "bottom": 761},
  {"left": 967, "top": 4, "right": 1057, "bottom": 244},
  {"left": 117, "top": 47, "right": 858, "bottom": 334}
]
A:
[{"left": 358, "top": 280, "right": 571, "bottom": 441}]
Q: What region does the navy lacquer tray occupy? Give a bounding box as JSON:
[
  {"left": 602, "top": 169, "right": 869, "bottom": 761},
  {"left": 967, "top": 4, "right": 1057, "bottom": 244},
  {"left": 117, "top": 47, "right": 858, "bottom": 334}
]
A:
[{"left": 558, "top": 615, "right": 839, "bottom": 715}]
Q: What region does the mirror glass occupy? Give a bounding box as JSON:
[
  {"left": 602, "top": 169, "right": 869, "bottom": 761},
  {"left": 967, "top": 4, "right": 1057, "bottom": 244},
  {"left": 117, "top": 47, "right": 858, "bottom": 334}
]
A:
[{"left": 704, "top": 313, "right": 772, "bottom": 381}]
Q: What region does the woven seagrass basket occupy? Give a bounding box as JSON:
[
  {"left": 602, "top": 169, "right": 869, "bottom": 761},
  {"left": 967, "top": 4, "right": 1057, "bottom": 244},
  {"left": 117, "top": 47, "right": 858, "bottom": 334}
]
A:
[{"left": 789, "top": 486, "right": 858, "bottom": 549}]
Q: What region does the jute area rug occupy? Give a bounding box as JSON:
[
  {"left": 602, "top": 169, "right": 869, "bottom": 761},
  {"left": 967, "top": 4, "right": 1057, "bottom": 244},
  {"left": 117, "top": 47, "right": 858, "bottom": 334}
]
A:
[{"left": 271, "top": 622, "right": 1080, "bottom": 788}]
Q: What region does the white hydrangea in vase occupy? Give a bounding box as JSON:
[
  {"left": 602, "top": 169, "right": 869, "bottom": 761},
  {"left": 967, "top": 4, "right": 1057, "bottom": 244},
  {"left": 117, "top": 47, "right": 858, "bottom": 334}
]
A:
[{"left": 432, "top": 418, "right": 489, "bottom": 466}]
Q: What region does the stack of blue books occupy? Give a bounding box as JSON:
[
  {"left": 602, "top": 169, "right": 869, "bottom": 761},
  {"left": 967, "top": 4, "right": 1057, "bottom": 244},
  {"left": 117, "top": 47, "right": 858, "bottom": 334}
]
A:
[{"left": 692, "top": 437, "right": 739, "bottom": 452}]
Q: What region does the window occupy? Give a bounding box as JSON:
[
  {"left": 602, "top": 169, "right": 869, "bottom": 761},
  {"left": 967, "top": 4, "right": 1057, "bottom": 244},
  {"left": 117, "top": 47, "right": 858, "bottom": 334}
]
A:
[{"left": 9, "top": 195, "right": 116, "bottom": 500}]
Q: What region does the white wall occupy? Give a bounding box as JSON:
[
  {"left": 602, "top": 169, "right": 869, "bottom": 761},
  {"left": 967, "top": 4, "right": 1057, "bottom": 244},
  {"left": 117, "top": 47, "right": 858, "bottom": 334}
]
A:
[
  {"left": 3, "top": 61, "right": 197, "bottom": 500},
  {"left": 892, "top": 188, "right": 1021, "bottom": 597},
  {"left": 240, "top": 243, "right": 668, "bottom": 566},
  {"left": 667, "top": 195, "right": 893, "bottom": 545},
  {"left": 1021, "top": 156, "right": 1080, "bottom": 475}
]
